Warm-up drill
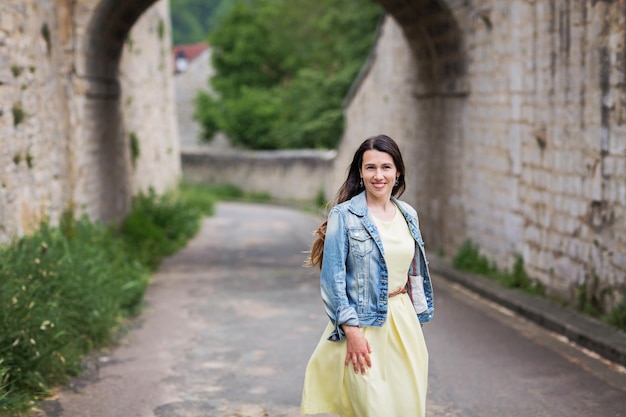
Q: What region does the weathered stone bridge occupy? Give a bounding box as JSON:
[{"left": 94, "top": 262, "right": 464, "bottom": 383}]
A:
[{"left": 1, "top": 0, "right": 624, "bottom": 309}]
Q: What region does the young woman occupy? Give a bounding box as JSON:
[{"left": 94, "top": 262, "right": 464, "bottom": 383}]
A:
[{"left": 301, "top": 134, "right": 434, "bottom": 417}]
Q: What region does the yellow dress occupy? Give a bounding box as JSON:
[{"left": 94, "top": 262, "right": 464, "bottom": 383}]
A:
[{"left": 301, "top": 207, "right": 429, "bottom": 417}]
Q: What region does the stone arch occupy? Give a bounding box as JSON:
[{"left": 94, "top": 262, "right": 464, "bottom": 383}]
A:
[
  {"left": 378, "top": 0, "right": 468, "bottom": 253},
  {"left": 374, "top": 0, "right": 468, "bottom": 95},
  {"left": 74, "top": 0, "right": 173, "bottom": 223},
  {"left": 86, "top": 0, "right": 157, "bottom": 80}
]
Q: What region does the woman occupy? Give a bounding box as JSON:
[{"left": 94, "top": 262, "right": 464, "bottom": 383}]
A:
[{"left": 301, "top": 134, "right": 434, "bottom": 417}]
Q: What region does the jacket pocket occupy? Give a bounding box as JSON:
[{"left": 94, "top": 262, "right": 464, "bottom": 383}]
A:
[{"left": 348, "top": 228, "right": 373, "bottom": 256}]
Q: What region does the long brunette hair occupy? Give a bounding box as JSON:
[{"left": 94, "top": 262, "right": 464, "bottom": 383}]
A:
[{"left": 306, "top": 135, "right": 407, "bottom": 268}]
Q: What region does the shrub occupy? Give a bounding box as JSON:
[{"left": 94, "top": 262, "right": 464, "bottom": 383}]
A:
[
  {"left": 120, "top": 189, "right": 203, "bottom": 270},
  {"left": 0, "top": 186, "right": 213, "bottom": 415},
  {"left": 0, "top": 217, "right": 149, "bottom": 413}
]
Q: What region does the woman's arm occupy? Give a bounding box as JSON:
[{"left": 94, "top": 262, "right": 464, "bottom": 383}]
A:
[{"left": 320, "top": 208, "right": 359, "bottom": 342}]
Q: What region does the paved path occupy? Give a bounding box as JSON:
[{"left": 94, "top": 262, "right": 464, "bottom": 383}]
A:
[
  {"left": 39, "top": 202, "right": 327, "bottom": 417},
  {"left": 37, "top": 202, "right": 626, "bottom": 417}
]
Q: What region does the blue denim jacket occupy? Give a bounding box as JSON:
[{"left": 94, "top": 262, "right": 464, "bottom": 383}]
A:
[{"left": 320, "top": 191, "right": 434, "bottom": 342}]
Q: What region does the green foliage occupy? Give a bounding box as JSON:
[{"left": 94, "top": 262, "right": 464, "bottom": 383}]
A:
[
  {"left": 169, "top": 0, "right": 235, "bottom": 45},
  {"left": 196, "top": 0, "right": 382, "bottom": 150},
  {"left": 315, "top": 188, "right": 327, "bottom": 209},
  {"left": 452, "top": 240, "right": 497, "bottom": 277},
  {"left": 120, "top": 189, "right": 203, "bottom": 271},
  {"left": 604, "top": 299, "right": 626, "bottom": 332},
  {"left": 452, "top": 240, "right": 543, "bottom": 294},
  {"left": 0, "top": 216, "right": 150, "bottom": 414},
  {"left": 12, "top": 104, "right": 25, "bottom": 127},
  {"left": 194, "top": 92, "right": 221, "bottom": 141},
  {"left": 575, "top": 273, "right": 604, "bottom": 318},
  {"left": 25, "top": 153, "right": 34, "bottom": 169},
  {"left": 184, "top": 182, "right": 271, "bottom": 203},
  {"left": 10, "top": 66, "right": 22, "bottom": 78},
  {"left": 209, "top": 87, "right": 282, "bottom": 149},
  {"left": 573, "top": 273, "right": 626, "bottom": 331},
  {"left": 157, "top": 19, "right": 165, "bottom": 40},
  {"left": 41, "top": 23, "right": 51, "bottom": 55},
  {"left": 177, "top": 182, "right": 218, "bottom": 216},
  {"left": 129, "top": 132, "right": 140, "bottom": 168},
  {"left": 0, "top": 187, "right": 213, "bottom": 415}
]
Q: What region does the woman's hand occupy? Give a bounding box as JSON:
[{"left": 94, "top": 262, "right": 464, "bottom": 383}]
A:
[{"left": 342, "top": 325, "right": 372, "bottom": 374}]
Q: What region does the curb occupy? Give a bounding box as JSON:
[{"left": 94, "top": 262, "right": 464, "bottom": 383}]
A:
[{"left": 427, "top": 255, "right": 626, "bottom": 368}]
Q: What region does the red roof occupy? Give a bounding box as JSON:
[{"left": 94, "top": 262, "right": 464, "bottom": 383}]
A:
[{"left": 173, "top": 42, "right": 209, "bottom": 73}]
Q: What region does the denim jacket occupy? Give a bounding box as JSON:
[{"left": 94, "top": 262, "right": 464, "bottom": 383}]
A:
[{"left": 320, "top": 191, "right": 434, "bottom": 342}]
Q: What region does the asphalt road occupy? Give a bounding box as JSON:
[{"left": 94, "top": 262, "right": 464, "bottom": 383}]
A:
[{"left": 36, "top": 202, "right": 626, "bottom": 417}]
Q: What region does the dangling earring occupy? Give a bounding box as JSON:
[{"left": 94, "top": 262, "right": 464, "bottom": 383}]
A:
[
  {"left": 394, "top": 177, "right": 399, "bottom": 187},
  {"left": 359, "top": 178, "right": 363, "bottom": 187}
]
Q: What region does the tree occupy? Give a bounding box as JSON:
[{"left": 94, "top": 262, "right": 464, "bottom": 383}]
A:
[
  {"left": 195, "top": 0, "right": 382, "bottom": 150},
  {"left": 169, "top": 0, "right": 235, "bottom": 45}
]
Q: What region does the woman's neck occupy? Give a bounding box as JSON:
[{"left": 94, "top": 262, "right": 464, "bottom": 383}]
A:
[{"left": 366, "top": 195, "right": 396, "bottom": 221}]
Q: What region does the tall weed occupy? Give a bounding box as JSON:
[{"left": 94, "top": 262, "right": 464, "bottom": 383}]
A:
[
  {"left": 0, "top": 187, "right": 212, "bottom": 415},
  {"left": 0, "top": 218, "right": 149, "bottom": 412}
]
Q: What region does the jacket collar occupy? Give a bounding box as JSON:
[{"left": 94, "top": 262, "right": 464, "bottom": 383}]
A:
[
  {"left": 348, "top": 191, "right": 369, "bottom": 216},
  {"left": 348, "top": 191, "right": 416, "bottom": 223}
]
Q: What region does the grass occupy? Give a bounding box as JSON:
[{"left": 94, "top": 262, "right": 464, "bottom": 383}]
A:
[
  {"left": 452, "top": 240, "right": 543, "bottom": 294},
  {"left": 0, "top": 183, "right": 217, "bottom": 416},
  {"left": 0, "top": 181, "right": 314, "bottom": 415},
  {"left": 451, "top": 239, "right": 625, "bottom": 332},
  {"left": 604, "top": 301, "right": 626, "bottom": 331}
]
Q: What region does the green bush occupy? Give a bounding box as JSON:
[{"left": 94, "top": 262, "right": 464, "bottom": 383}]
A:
[
  {"left": 197, "top": 0, "right": 382, "bottom": 150},
  {"left": 120, "top": 189, "right": 205, "bottom": 270},
  {"left": 0, "top": 186, "right": 215, "bottom": 415},
  {"left": 0, "top": 217, "right": 150, "bottom": 414}
]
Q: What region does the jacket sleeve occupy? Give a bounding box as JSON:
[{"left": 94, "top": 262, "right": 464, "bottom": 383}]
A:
[{"left": 320, "top": 208, "right": 359, "bottom": 342}]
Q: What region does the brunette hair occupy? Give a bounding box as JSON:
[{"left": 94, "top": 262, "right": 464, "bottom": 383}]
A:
[{"left": 306, "top": 134, "right": 406, "bottom": 268}]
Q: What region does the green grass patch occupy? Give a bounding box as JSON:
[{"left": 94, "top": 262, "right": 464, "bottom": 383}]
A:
[
  {"left": 451, "top": 240, "right": 626, "bottom": 333},
  {"left": 182, "top": 182, "right": 271, "bottom": 204},
  {"left": 0, "top": 185, "right": 216, "bottom": 416},
  {"left": 452, "top": 240, "right": 544, "bottom": 294},
  {"left": 604, "top": 301, "right": 626, "bottom": 331}
]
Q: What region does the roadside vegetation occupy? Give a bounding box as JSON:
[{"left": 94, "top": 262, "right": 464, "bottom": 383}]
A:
[
  {"left": 452, "top": 240, "right": 626, "bottom": 332},
  {"left": 0, "top": 183, "right": 242, "bottom": 416}
]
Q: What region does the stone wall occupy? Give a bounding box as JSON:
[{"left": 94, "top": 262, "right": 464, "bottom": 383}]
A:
[
  {"left": 2, "top": 0, "right": 624, "bottom": 308},
  {"left": 182, "top": 149, "right": 336, "bottom": 202},
  {"left": 0, "top": 1, "right": 73, "bottom": 238},
  {"left": 341, "top": 2, "right": 626, "bottom": 306},
  {"left": 0, "top": 0, "right": 180, "bottom": 241}
]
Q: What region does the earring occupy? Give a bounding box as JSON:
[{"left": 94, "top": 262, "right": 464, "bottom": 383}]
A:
[
  {"left": 394, "top": 177, "right": 399, "bottom": 186},
  {"left": 359, "top": 178, "right": 363, "bottom": 187}
]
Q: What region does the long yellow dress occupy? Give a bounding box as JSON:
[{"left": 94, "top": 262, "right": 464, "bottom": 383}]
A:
[{"left": 301, "top": 208, "right": 429, "bottom": 417}]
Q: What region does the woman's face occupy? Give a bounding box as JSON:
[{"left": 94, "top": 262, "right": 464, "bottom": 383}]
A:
[{"left": 360, "top": 150, "right": 399, "bottom": 201}]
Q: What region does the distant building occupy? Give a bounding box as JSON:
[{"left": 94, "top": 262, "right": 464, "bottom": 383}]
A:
[
  {"left": 172, "top": 42, "right": 214, "bottom": 149},
  {"left": 172, "top": 42, "right": 209, "bottom": 74}
]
